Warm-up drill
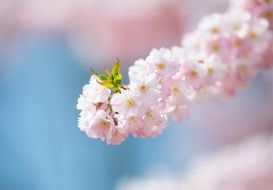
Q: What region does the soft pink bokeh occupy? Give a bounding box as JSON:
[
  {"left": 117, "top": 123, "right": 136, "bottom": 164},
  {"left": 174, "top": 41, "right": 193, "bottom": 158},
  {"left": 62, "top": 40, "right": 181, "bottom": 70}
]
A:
[
  {"left": 0, "top": 0, "right": 185, "bottom": 65},
  {"left": 117, "top": 135, "right": 273, "bottom": 190}
]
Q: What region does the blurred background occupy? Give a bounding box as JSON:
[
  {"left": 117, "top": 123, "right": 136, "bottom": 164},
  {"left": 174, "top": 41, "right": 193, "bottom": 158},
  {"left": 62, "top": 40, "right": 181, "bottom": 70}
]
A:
[{"left": 0, "top": 0, "right": 272, "bottom": 190}]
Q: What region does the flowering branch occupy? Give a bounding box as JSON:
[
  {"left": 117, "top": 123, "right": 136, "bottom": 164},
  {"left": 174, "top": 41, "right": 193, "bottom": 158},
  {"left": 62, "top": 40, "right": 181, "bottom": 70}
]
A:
[{"left": 77, "top": 0, "right": 273, "bottom": 144}]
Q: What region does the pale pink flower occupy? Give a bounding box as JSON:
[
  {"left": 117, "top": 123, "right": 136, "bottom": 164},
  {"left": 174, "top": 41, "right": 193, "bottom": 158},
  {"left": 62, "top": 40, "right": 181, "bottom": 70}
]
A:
[
  {"left": 129, "top": 73, "right": 161, "bottom": 108},
  {"left": 111, "top": 89, "right": 139, "bottom": 118},
  {"left": 202, "top": 36, "right": 230, "bottom": 59},
  {"left": 118, "top": 115, "right": 143, "bottom": 135},
  {"left": 230, "top": 0, "right": 273, "bottom": 29},
  {"left": 86, "top": 110, "right": 125, "bottom": 145},
  {"left": 180, "top": 52, "right": 208, "bottom": 89},
  {"left": 85, "top": 110, "right": 113, "bottom": 139},
  {"left": 166, "top": 79, "right": 195, "bottom": 115},
  {"left": 146, "top": 48, "right": 179, "bottom": 77},
  {"left": 136, "top": 108, "right": 167, "bottom": 137},
  {"left": 225, "top": 10, "right": 252, "bottom": 36},
  {"left": 128, "top": 59, "right": 151, "bottom": 81},
  {"left": 198, "top": 13, "right": 227, "bottom": 36},
  {"left": 77, "top": 94, "right": 92, "bottom": 110},
  {"left": 83, "top": 75, "right": 111, "bottom": 103},
  {"left": 203, "top": 54, "right": 226, "bottom": 84},
  {"left": 182, "top": 31, "right": 203, "bottom": 51},
  {"left": 77, "top": 103, "right": 96, "bottom": 131}
]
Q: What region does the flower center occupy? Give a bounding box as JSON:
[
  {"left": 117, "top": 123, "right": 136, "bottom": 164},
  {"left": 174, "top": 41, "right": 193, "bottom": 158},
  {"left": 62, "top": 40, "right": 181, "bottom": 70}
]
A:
[
  {"left": 156, "top": 62, "right": 166, "bottom": 70},
  {"left": 189, "top": 70, "right": 198, "bottom": 78},
  {"left": 145, "top": 111, "right": 154, "bottom": 120},
  {"left": 171, "top": 86, "right": 180, "bottom": 95},
  {"left": 233, "top": 38, "right": 243, "bottom": 47},
  {"left": 232, "top": 23, "right": 241, "bottom": 31},
  {"left": 127, "top": 98, "right": 135, "bottom": 106},
  {"left": 248, "top": 31, "right": 257, "bottom": 40},
  {"left": 128, "top": 116, "right": 136, "bottom": 126},
  {"left": 139, "top": 84, "right": 149, "bottom": 93},
  {"left": 210, "top": 27, "right": 219, "bottom": 34},
  {"left": 211, "top": 43, "right": 220, "bottom": 52},
  {"left": 208, "top": 67, "right": 214, "bottom": 75},
  {"left": 99, "top": 119, "right": 109, "bottom": 127}
]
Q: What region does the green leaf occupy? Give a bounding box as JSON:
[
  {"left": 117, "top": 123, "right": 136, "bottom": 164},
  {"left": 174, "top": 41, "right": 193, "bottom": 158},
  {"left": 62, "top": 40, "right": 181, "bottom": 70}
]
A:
[
  {"left": 90, "top": 58, "right": 124, "bottom": 93},
  {"left": 111, "top": 58, "right": 121, "bottom": 76},
  {"left": 111, "top": 58, "right": 122, "bottom": 85},
  {"left": 98, "top": 80, "right": 115, "bottom": 89},
  {"left": 113, "top": 73, "right": 122, "bottom": 85},
  {"left": 91, "top": 69, "right": 108, "bottom": 81}
]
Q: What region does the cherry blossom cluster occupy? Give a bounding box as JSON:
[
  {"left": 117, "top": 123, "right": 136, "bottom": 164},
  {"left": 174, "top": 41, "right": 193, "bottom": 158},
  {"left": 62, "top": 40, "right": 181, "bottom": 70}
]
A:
[
  {"left": 182, "top": 10, "right": 272, "bottom": 96},
  {"left": 230, "top": 0, "right": 273, "bottom": 29},
  {"left": 230, "top": 0, "right": 273, "bottom": 68},
  {"left": 77, "top": 1, "right": 273, "bottom": 144}
]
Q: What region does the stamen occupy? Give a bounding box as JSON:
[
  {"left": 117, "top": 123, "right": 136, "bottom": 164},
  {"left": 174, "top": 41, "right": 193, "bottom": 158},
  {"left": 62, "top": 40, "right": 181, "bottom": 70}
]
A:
[
  {"left": 139, "top": 84, "right": 149, "bottom": 93},
  {"left": 210, "top": 27, "right": 219, "bottom": 34},
  {"left": 156, "top": 62, "right": 166, "bottom": 70},
  {"left": 127, "top": 98, "right": 135, "bottom": 106},
  {"left": 190, "top": 70, "right": 198, "bottom": 78}
]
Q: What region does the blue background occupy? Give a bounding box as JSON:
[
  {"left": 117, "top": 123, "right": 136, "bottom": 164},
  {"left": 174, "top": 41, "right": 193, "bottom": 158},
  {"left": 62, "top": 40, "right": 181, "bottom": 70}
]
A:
[{"left": 0, "top": 34, "right": 206, "bottom": 190}]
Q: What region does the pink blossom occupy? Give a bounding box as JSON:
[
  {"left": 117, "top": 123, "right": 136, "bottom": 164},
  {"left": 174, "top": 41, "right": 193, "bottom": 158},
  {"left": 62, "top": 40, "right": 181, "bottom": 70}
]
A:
[
  {"left": 77, "top": 0, "right": 273, "bottom": 144},
  {"left": 84, "top": 76, "right": 111, "bottom": 103},
  {"left": 86, "top": 110, "right": 126, "bottom": 145},
  {"left": 137, "top": 108, "right": 167, "bottom": 137},
  {"left": 129, "top": 73, "right": 161, "bottom": 108},
  {"left": 146, "top": 48, "right": 179, "bottom": 77},
  {"left": 230, "top": 0, "right": 273, "bottom": 29},
  {"left": 117, "top": 115, "right": 143, "bottom": 135},
  {"left": 111, "top": 89, "right": 139, "bottom": 118}
]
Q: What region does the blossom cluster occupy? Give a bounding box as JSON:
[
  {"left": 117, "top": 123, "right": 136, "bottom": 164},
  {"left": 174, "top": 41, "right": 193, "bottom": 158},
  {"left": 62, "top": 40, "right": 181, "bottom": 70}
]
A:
[
  {"left": 182, "top": 10, "right": 271, "bottom": 96},
  {"left": 230, "top": 0, "right": 273, "bottom": 29},
  {"left": 230, "top": 0, "right": 273, "bottom": 68},
  {"left": 77, "top": 1, "right": 273, "bottom": 144}
]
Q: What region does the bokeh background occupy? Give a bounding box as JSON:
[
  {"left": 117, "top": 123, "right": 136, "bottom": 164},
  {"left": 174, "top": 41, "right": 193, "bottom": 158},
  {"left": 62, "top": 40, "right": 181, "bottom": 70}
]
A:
[{"left": 0, "top": 0, "right": 272, "bottom": 190}]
